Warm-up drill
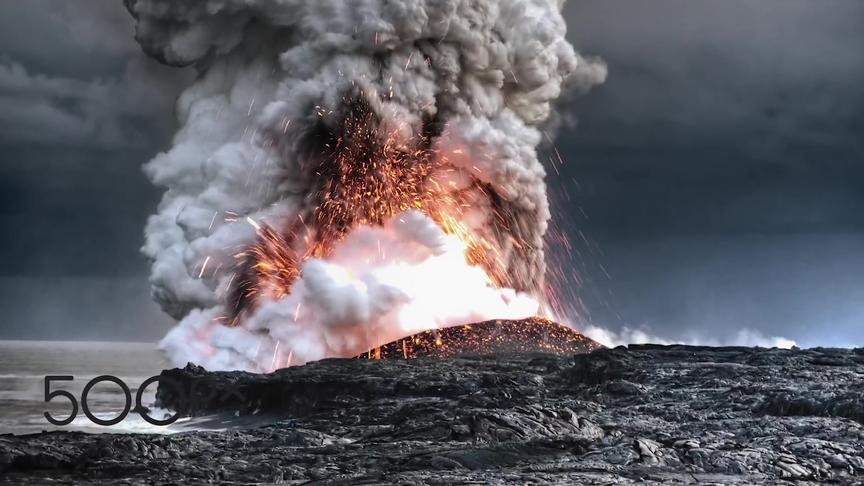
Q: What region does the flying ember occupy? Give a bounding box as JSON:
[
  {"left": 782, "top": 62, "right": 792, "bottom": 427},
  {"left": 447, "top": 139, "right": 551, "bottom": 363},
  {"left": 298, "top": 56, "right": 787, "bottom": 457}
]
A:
[
  {"left": 358, "top": 317, "right": 603, "bottom": 360},
  {"left": 227, "top": 97, "right": 527, "bottom": 324},
  {"left": 131, "top": 0, "right": 607, "bottom": 372}
]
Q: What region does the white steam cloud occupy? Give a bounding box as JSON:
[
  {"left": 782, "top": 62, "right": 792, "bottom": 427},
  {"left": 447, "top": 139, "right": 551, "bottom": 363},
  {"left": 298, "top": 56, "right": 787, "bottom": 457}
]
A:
[
  {"left": 582, "top": 324, "right": 798, "bottom": 350},
  {"left": 161, "top": 210, "right": 539, "bottom": 370},
  {"left": 127, "top": 0, "right": 605, "bottom": 370}
]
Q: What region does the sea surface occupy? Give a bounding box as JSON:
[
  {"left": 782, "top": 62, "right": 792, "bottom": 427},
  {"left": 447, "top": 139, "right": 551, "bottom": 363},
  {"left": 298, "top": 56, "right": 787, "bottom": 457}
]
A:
[{"left": 0, "top": 340, "right": 180, "bottom": 435}]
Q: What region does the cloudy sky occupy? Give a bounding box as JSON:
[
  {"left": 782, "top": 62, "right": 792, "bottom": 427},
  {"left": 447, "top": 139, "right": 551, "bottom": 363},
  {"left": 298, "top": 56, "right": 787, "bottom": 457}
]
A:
[{"left": 1, "top": 1, "right": 862, "bottom": 346}]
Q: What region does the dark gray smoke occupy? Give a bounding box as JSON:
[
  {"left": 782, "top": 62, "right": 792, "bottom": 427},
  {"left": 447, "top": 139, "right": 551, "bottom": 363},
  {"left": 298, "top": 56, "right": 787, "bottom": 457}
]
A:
[{"left": 127, "top": 0, "right": 606, "bottom": 370}]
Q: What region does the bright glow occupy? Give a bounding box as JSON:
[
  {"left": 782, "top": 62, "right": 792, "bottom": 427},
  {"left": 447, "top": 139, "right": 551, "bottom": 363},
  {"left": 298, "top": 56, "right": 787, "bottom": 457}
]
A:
[{"left": 159, "top": 211, "right": 539, "bottom": 371}]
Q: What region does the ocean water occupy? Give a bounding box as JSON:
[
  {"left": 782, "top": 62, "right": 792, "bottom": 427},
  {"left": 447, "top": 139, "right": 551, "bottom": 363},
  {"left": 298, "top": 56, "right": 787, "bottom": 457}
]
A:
[{"left": 0, "top": 340, "right": 178, "bottom": 435}]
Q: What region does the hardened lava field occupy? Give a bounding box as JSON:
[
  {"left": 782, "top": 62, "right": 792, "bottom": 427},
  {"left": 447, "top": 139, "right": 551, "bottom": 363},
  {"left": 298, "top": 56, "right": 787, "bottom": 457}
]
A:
[{"left": 357, "top": 317, "right": 602, "bottom": 360}]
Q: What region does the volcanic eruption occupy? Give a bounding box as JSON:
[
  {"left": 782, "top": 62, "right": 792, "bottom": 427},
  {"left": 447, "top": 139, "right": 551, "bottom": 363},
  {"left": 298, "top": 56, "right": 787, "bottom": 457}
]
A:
[{"left": 128, "top": 0, "right": 607, "bottom": 371}]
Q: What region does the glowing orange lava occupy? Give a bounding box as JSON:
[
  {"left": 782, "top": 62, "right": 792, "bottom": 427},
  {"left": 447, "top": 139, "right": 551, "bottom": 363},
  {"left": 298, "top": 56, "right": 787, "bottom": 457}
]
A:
[
  {"left": 227, "top": 96, "right": 527, "bottom": 322},
  {"left": 357, "top": 317, "right": 602, "bottom": 360}
]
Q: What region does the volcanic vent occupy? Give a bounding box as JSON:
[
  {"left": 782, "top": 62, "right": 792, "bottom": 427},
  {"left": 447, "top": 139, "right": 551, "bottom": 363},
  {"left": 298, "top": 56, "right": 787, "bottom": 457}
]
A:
[
  {"left": 129, "top": 0, "right": 607, "bottom": 371},
  {"left": 358, "top": 317, "right": 602, "bottom": 360}
]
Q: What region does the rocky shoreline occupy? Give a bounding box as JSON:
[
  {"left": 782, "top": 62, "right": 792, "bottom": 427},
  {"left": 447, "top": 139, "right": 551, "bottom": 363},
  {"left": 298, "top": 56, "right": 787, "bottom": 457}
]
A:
[{"left": 2, "top": 344, "right": 864, "bottom": 484}]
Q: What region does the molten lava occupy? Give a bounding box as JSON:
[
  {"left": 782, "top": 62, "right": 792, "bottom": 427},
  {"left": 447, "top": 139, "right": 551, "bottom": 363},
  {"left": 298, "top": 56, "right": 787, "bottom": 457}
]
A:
[
  {"left": 228, "top": 96, "right": 528, "bottom": 324},
  {"left": 200, "top": 95, "right": 584, "bottom": 367},
  {"left": 357, "top": 317, "right": 602, "bottom": 360}
]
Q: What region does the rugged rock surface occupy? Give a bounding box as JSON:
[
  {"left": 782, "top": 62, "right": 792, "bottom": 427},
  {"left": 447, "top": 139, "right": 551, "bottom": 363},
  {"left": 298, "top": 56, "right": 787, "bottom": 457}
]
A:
[
  {"left": 2, "top": 345, "right": 864, "bottom": 484},
  {"left": 359, "top": 317, "right": 602, "bottom": 359}
]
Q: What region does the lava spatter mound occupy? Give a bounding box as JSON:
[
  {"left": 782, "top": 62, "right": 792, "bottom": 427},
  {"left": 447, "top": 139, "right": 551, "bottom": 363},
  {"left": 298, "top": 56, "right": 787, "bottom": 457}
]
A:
[{"left": 356, "top": 317, "right": 602, "bottom": 360}]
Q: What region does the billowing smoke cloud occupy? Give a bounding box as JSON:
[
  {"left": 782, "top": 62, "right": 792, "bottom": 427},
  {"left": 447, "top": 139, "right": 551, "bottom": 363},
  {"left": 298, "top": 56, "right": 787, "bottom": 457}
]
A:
[
  {"left": 127, "top": 0, "right": 605, "bottom": 370},
  {"left": 161, "top": 210, "right": 539, "bottom": 370}
]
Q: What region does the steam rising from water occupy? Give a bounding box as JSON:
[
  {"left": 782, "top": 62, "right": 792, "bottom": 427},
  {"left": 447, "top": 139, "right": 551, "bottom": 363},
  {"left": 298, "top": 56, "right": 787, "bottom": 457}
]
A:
[
  {"left": 582, "top": 325, "right": 797, "bottom": 350},
  {"left": 162, "top": 210, "right": 539, "bottom": 370},
  {"left": 127, "top": 0, "right": 605, "bottom": 370}
]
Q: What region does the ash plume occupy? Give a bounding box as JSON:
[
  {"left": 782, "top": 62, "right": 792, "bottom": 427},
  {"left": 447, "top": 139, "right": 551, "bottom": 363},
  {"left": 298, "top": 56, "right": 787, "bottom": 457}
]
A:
[{"left": 127, "top": 0, "right": 606, "bottom": 370}]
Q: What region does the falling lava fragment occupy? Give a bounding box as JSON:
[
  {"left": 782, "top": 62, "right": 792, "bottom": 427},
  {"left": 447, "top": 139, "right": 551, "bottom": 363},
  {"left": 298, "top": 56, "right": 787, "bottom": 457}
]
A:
[{"left": 357, "top": 317, "right": 603, "bottom": 360}]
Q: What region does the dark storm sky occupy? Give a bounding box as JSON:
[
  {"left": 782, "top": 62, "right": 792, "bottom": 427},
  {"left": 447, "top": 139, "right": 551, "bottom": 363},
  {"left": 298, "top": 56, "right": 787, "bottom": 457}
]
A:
[{"left": 0, "top": 1, "right": 862, "bottom": 346}]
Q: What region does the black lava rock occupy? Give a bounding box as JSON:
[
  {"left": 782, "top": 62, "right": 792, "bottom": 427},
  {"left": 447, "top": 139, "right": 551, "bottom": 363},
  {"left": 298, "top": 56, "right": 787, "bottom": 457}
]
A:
[{"left": 2, "top": 345, "right": 864, "bottom": 484}]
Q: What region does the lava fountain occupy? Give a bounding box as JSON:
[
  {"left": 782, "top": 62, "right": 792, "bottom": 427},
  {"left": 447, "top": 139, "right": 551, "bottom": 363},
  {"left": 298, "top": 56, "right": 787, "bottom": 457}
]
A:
[{"left": 128, "top": 0, "right": 607, "bottom": 371}]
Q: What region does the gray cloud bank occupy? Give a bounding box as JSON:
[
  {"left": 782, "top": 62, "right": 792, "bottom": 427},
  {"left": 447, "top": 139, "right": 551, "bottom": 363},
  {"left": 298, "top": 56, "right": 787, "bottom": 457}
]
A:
[
  {"left": 555, "top": 0, "right": 864, "bottom": 347},
  {"left": 0, "top": 1, "right": 189, "bottom": 340},
  {"left": 0, "top": 0, "right": 861, "bottom": 347},
  {"left": 0, "top": 1, "right": 191, "bottom": 149}
]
